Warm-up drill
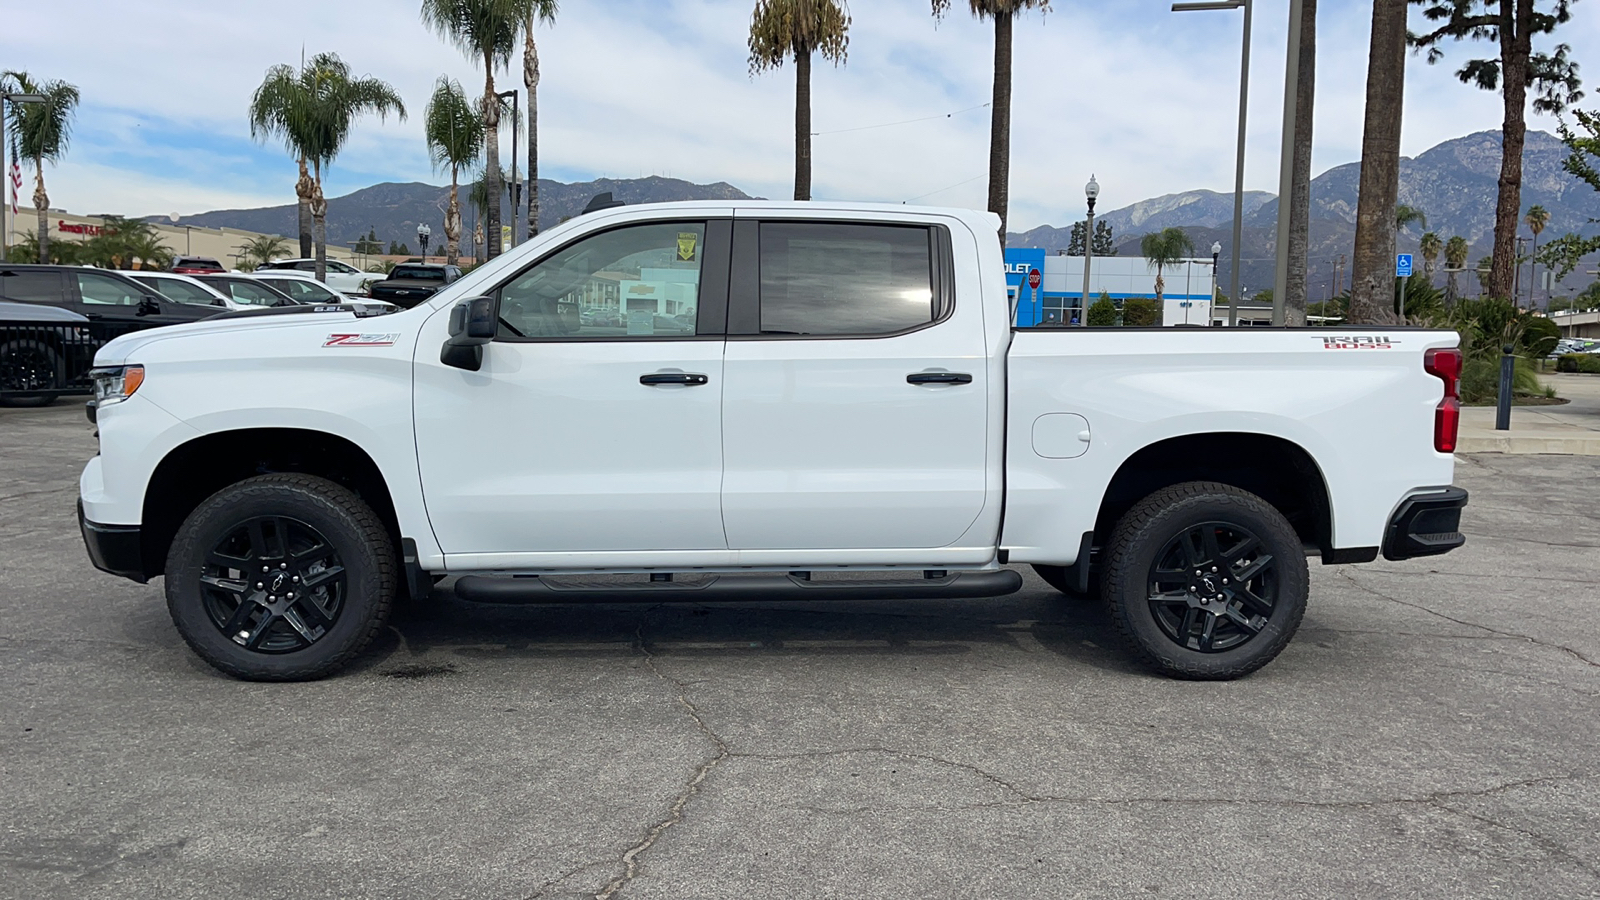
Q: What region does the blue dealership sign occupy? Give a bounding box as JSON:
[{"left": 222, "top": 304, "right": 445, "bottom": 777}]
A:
[{"left": 1005, "top": 247, "right": 1047, "bottom": 326}]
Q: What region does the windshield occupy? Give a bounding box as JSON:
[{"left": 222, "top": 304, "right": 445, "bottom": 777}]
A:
[{"left": 389, "top": 265, "right": 447, "bottom": 281}]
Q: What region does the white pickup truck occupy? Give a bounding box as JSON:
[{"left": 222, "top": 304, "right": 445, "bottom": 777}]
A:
[{"left": 77, "top": 199, "right": 1468, "bottom": 682}]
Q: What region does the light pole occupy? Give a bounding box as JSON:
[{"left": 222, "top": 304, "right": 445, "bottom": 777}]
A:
[
  {"left": 0, "top": 90, "right": 47, "bottom": 262},
  {"left": 1173, "top": 0, "right": 1251, "bottom": 328},
  {"left": 1081, "top": 175, "right": 1099, "bottom": 326},
  {"left": 417, "top": 223, "right": 431, "bottom": 261},
  {"left": 1211, "top": 241, "right": 1223, "bottom": 324}
]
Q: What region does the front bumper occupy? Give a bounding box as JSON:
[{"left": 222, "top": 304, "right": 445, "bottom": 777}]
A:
[
  {"left": 1382, "top": 486, "right": 1468, "bottom": 561},
  {"left": 78, "top": 500, "right": 147, "bottom": 583}
]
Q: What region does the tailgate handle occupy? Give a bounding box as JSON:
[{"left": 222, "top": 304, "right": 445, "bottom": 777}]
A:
[
  {"left": 907, "top": 372, "right": 972, "bottom": 385},
  {"left": 640, "top": 373, "right": 709, "bottom": 386}
]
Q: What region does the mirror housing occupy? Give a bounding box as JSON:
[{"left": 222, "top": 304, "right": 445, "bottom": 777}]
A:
[
  {"left": 137, "top": 295, "right": 161, "bottom": 316},
  {"left": 441, "top": 296, "right": 498, "bottom": 371}
]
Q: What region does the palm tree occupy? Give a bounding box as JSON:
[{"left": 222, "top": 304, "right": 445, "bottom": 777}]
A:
[
  {"left": 522, "top": 0, "right": 558, "bottom": 239},
  {"left": 931, "top": 0, "right": 1049, "bottom": 243},
  {"left": 1283, "top": 0, "right": 1318, "bottom": 327},
  {"left": 249, "top": 64, "right": 317, "bottom": 259},
  {"left": 1395, "top": 204, "right": 1427, "bottom": 236},
  {"left": 1419, "top": 231, "right": 1443, "bottom": 283},
  {"left": 1525, "top": 204, "right": 1550, "bottom": 308},
  {"left": 250, "top": 53, "right": 405, "bottom": 282},
  {"left": 1347, "top": 0, "right": 1408, "bottom": 325},
  {"left": 1474, "top": 255, "right": 1493, "bottom": 297},
  {"left": 1444, "top": 234, "right": 1469, "bottom": 306},
  {"left": 238, "top": 234, "right": 290, "bottom": 271},
  {"left": 421, "top": 0, "right": 534, "bottom": 261},
  {"left": 425, "top": 77, "right": 486, "bottom": 265},
  {"left": 749, "top": 0, "right": 851, "bottom": 202},
  {"left": 1, "top": 72, "right": 79, "bottom": 265},
  {"left": 1139, "top": 227, "right": 1195, "bottom": 306}
]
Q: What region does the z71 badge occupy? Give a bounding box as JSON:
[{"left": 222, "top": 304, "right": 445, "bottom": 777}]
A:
[
  {"left": 1319, "top": 335, "right": 1397, "bottom": 350},
  {"left": 323, "top": 333, "right": 400, "bottom": 347}
]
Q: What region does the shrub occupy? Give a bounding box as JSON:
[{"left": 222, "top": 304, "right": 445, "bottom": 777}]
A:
[
  {"left": 1123, "top": 297, "right": 1162, "bottom": 327},
  {"left": 1521, "top": 316, "right": 1561, "bottom": 358},
  {"left": 1557, "top": 354, "right": 1600, "bottom": 374},
  {"left": 1086, "top": 296, "right": 1118, "bottom": 327}
]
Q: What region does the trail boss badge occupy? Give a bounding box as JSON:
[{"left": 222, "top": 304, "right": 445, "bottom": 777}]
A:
[{"left": 1318, "top": 335, "right": 1397, "bottom": 350}]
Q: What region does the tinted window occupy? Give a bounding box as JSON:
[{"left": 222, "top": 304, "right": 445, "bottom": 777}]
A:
[
  {"left": 76, "top": 272, "right": 144, "bottom": 305},
  {"left": 0, "top": 271, "right": 65, "bottom": 303},
  {"left": 174, "top": 257, "right": 223, "bottom": 270},
  {"left": 259, "top": 278, "right": 338, "bottom": 303},
  {"left": 294, "top": 261, "right": 316, "bottom": 272},
  {"left": 136, "top": 276, "right": 221, "bottom": 306},
  {"left": 390, "top": 265, "right": 447, "bottom": 281},
  {"left": 497, "top": 222, "right": 705, "bottom": 339},
  {"left": 758, "top": 222, "right": 936, "bottom": 336}
]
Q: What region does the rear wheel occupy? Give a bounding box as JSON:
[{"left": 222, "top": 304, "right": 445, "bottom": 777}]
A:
[
  {"left": 164, "top": 474, "right": 396, "bottom": 681},
  {"left": 0, "top": 339, "right": 62, "bottom": 407},
  {"left": 1101, "top": 481, "right": 1307, "bottom": 680}
]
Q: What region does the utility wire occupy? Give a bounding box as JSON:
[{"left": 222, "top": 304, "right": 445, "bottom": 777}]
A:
[
  {"left": 812, "top": 102, "right": 991, "bottom": 137},
  {"left": 903, "top": 174, "right": 985, "bottom": 204}
]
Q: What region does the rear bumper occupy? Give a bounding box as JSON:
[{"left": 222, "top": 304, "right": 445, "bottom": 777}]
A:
[
  {"left": 1382, "top": 486, "right": 1468, "bottom": 561},
  {"left": 78, "top": 500, "right": 147, "bottom": 583}
]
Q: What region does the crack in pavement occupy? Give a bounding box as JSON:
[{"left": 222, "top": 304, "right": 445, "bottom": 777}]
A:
[
  {"left": 1467, "top": 533, "right": 1600, "bottom": 550},
  {"left": 523, "top": 858, "right": 614, "bottom": 900},
  {"left": 1432, "top": 804, "right": 1600, "bottom": 883},
  {"left": 1337, "top": 570, "right": 1600, "bottom": 669},
  {"left": 1334, "top": 567, "right": 1598, "bottom": 587},
  {"left": 588, "top": 620, "right": 730, "bottom": 900}
]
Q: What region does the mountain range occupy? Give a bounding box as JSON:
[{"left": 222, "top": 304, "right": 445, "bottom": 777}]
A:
[{"left": 156, "top": 129, "right": 1600, "bottom": 299}]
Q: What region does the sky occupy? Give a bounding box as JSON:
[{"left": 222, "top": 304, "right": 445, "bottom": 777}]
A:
[{"left": 4, "top": 0, "right": 1600, "bottom": 232}]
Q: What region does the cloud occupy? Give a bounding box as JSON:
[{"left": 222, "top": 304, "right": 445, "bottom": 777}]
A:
[{"left": 3, "top": 0, "right": 1598, "bottom": 230}]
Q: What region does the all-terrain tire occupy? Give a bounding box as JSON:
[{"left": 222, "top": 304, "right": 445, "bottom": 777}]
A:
[
  {"left": 0, "top": 339, "right": 62, "bottom": 407},
  {"left": 165, "top": 474, "right": 396, "bottom": 681},
  {"left": 1101, "top": 481, "right": 1308, "bottom": 680}
]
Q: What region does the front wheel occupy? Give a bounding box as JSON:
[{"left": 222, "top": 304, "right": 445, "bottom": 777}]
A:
[
  {"left": 1101, "top": 482, "right": 1308, "bottom": 680},
  {"left": 165, "top": 474, "right": 396, "bottom": 681},
  {"left": 0, "top": 339, "right": 63, "bottom": 407}
]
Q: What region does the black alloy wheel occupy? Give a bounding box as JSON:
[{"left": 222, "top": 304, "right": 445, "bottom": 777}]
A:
[
  {"left": 200, "top": 516, "right": 347, "bottom": 653},
  {"left": 0, "top": 339, "right": 62, "bottom": 407},
  {"left": 1147, "top": 522, "right": 1277, "bottom": 653}
]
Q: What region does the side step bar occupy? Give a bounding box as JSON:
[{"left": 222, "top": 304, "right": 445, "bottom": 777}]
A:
[{"left": 453, "top": 570, "right": 1024, "bottom": 605}]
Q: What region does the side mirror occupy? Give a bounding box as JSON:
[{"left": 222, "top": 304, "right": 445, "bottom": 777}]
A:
[
  {"left": 441, "top": 296, "right": 498, "bottom": 371},
  {"left": 137, "top": 295, "right": 161, "bottom": 316}
]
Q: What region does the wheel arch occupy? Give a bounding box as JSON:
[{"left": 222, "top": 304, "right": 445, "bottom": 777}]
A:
[
  {"left": 140, "top": 428, "right": 400, "bottom": 580},
  {"left": 1094, "top": 431, "right": 1333, "bottom": 556}
]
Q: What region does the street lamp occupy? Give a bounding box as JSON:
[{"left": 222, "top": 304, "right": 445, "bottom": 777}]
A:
[
  {"left": 1211, "top": 241, "right": 1223, "bottom": 324},
  {"left": 1173, "top": 0, "right": 1251, "bottom": 327},
  {"left": 1080, "top": 174, "right": 1099, "bottom": 326},
  {"left": 417, "top": 223, "right": 432, "bottom": 261},
  {"left": 0, "top": 90, "right": 47, "bottom": 262}
]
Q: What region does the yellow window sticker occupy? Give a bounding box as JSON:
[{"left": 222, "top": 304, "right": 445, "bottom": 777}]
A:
[{"left": 677, "top": 232, "right": 698, "bottom": 262}]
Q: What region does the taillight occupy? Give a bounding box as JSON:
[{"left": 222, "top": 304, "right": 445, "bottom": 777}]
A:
[{"left": 1424, "top": 347, "right": 1462, "bottom": 453}]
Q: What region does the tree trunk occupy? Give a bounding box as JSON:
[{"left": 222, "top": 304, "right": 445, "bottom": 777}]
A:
[
  {"left": 296, "top": 156, "right": 314, "bottom": 259},
  {"left": 311, "top": 161, "right": 328, "bottom": 282},
  {"left": 1446, "top": 271, "right": 1459, "bottom": 307},
  {"left": 1489, "top": 0, "right": 1531, "bottom": 301},
  {"left": 525, "top": 21, "right": 541, "bottom": 238},
  {"left": 483, "top": 56, "right": 502, "bottom": 260},
  {"left": 1283, "top": 0, "right": 1317, "bottom": 327},
  {"left": 989, "top": 11, "right": 1014, "bottom": 246},
  {"left": 446, "top": 169, "right": 462, "bottom": 266},
  {"left": 1348, "top": 0, "right": 1406, "bottom": 326},
  {"left": 32, "top": 164, "right": 48, "bottom": 264},
  {"left": 794, "top": 49, "right": 812, "bottom": 201}
]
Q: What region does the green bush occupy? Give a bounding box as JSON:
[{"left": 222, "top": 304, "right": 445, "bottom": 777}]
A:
[
  {"left": 1557, "top": 353, "right": 1600, "bottom": 374},
  {"left": 1123, "top": 297, "right": 1162, "bottom": 327},
  {"left": 1086, "top": 296, "right": 1118, "bottom": 327},
  {"left": 1461, "top": 356, "right": 1554, "bottom": 403},
  {"left": 1520, "top": 316, "right": 1561, "bottom": 358}
]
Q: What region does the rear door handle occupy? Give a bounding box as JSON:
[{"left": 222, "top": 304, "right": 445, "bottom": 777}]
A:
[
  {"left": 640, "top": 373, "right": 709, "bottom": 386},
  {"left": 906, "top": 372, "right": 973, "bottom": 385}
]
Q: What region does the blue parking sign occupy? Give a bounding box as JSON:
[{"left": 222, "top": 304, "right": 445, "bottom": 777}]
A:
[{"left": 1396, "top": 253, "right": 1414, "bottom": 277}]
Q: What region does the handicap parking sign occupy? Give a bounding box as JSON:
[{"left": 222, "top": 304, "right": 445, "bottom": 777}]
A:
[{"left": 1396, "top": 254, "right": 1414, "bottom": 278}]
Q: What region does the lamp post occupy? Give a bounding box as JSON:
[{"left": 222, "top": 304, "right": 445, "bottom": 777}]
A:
[
  {"left": 1081, "top": 175, "right": 1099, "bottom": 326},
  {"left": 1211, "top": 241, "right": 1222, "bottom": 325},
  {"left": 0, "top": 90, "right": 47, "bottom": 262},
  {"left": 1173, "top": 0, "right": 1251, "bottom": 328},
  {"left": 417, "top": 223, "right": 432, "bottom": 261}
]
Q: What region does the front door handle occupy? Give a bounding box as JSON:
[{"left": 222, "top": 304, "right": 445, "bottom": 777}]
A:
[
  {"left": 906, "top": 372, "right": 973, "bottom": 385},
  {"left": 640, "top": 373, "right": 709, "bottom": 386}
]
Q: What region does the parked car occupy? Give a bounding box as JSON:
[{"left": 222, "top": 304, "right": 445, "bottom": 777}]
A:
[
  {"left": 191, "top": 273, "right": 298, "bottom": 309},
  {"left": 367, "top": 263, "right": 463, "bottom": 308},
  {"left": 79, "top": 199, "right": 1468, "bottom": 683},
  {"left": 0, "top": 264, "right": 219, "bottom": 327},
  {"left": 255, "top": 258, "right": 374, "bottom": 296},
  {"left": 170, "top": 256, "right": 226, "bottom": 275},
  {"left": 0, "top": 300, "right": 95, "bottom": 407},
  {"left": 250, "top": 270, "right": 398, "bottom": 310},
  {"left": 122, "top": 271, "right": 233, "bottom": 310}
]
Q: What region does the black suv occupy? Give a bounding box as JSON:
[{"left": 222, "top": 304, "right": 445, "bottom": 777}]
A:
[{"left": 0, "top": 265, "right": 218, "bottom": 327}]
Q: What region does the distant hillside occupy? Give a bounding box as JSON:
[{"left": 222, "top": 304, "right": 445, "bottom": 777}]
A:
[{"left": 154, "top": 176, "right": 755, "bottom": 249}]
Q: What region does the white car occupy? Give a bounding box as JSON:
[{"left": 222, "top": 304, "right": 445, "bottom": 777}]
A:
[
  {"left": 254, "top": 258, "right": 375, "bottom": 296},
  {"left": 78, "top": 199, "right": 1468, "bottom": 683},
  {"left": 122, "top": 271, "right": 234, "bottom": 311},
  {"left": 251, "top": 270, "right": 398, "bottom": 310}
]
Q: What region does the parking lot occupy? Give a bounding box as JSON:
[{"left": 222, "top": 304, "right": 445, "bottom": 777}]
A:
[{"left": 3, "top": 401, "right": 1599, "bottom": 899}]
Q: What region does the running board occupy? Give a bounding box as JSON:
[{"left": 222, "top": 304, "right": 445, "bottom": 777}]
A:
[{"left": 453, "top": 570, "right": 1024, "bottom": 605}]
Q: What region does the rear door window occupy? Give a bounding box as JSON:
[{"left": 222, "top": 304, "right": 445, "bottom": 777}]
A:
[
  {"left": 0, "top": 270, "right": 66, "bottom": 304},
  {"left": 139, "top": 277, "right": 221, "bottom": 306},
  {"left": 755, "top": 222, "right": 939, "bottom": 336},
  {"left": 76, "top": 272, "right": 144, "bottom": 305}
]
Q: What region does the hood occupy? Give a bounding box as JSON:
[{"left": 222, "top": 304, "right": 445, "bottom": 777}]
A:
[{"left": 92, "top": 302, "right": 402, "bottom": 366}]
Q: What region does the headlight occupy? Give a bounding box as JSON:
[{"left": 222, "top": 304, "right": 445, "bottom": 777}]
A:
[{"left": 91, "top": 365, "right": 144, "bottom": 406}]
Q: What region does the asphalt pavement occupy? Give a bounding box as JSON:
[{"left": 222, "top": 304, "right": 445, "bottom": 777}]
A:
[{"left": 3, "top": 402, "right": 1599, "bottom": 899}]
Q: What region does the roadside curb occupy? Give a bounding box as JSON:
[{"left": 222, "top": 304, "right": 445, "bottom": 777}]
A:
[{"left": 1458, "top": 433, "right": 1600, "bottom": 455}]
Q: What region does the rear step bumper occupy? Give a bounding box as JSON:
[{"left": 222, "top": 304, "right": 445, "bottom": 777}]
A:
[{"left": 454, "top": 569, "right": 1025, "bottom": 604}]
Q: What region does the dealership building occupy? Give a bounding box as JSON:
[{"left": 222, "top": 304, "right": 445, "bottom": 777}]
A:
[{"left": 1005, "top": 247, "right": 1228, "bottom": 327}]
